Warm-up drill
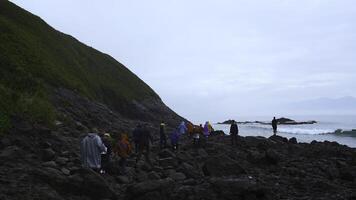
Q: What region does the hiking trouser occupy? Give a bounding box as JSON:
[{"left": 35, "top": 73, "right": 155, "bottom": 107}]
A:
[
  {"left": 136, "top": 145, "right": 152, "bottom": 165},
  {"left": 193, "top": 138, "right": 200, "bottom": 147},
  {"left": 101, "top": 154, "right": 111, "bottom": 172},
  {"left": 119, "top": 157, "right": 127, "bottom": 174},
  {"left": 160, "top": 137, "right": 167, "bottom": 149}
]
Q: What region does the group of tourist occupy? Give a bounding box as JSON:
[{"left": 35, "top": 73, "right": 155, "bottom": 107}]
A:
[
  {"left": 80, "top": 117, "right": 278, "bottom": 174},
  {"left": 80, "top": 127, "right": 132, "bottom": 174}
]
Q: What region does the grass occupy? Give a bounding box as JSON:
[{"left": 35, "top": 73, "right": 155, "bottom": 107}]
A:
[{"left": 0, "top": 1, "right": 160, "bottom": 133}]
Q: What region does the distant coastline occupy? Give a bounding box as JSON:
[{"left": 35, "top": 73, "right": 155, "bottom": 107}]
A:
[{"left": 217, "top": 117, "right": 317, "bottom": 125}]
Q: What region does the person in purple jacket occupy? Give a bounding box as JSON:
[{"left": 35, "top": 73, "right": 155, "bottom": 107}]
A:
[{"left": 170, "top": 129, "right": 180, "bottom": 151}]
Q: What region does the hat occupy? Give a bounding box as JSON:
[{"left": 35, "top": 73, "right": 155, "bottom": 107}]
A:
[{"left": 104, "top": 133, "right": 111, "bottom": 138}]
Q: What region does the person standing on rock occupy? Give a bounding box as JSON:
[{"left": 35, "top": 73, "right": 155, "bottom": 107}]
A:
[
  {"left": 170, "top": 129, "right": 180, "bottom": 151},
  {"left": 192, "top": 125, "right": 201, "bottom": 147},
  {"left": 159, "top": 121, "right": 167, "bottom": 149},
  {"left": 177, "top": 121, "right": 187, "bottom": 136},
  {"left": 272, "top": 117, "right": 278, "bottom": 135},
  {"left": 80, "top": 128, "right": 107, "bottom": 172},
  {"left": 136, "top": 124, "right": 153, "bottom": 166},
  {"left": 114, "top": 133, "right": 132, "bottom": 174},
  {"left": 203, "top": 121, "right": 211, "bottom": 138},
  {"left": 229, "top": 121, "right": 239, "bottom": 146},
  {"left": 100, "top": 132, "right": 113, "bottom": 174},
  {"left": 187, "top": 122, "right": 194, "bottom": 136}
]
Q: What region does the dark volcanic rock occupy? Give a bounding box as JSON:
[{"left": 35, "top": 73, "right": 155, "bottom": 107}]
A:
[
  {"left": 67, "top": 168, "right": 116, "bottom": 199},
  {"left": 1, "top": 116, "right": 356, "bottom": 200},
  {"left": 289, "top": 137, "right": 298, "bottom": 144},
  {"left": 269, "top": 135, "right": 288, "bottom": 143},
  {"left": 158, "top": 149, "right": 176, "bottom": 159},
  {"left": 41, "top": 148, "right": 56, "bottom": 161},
  {"left": 0, "top": 146, "right": 23, "bottom": 161},
  {"left": 202, "top": 155, "right": 246, "bottom": 177},
  {"left": 126, "top": 178, "right": 174, "bottom": 200},
  {"left": 210, "top": 177, "right": 273, "bottom": 200}
]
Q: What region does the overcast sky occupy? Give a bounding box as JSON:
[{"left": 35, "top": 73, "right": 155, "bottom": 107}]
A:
[{"left": 11, "top": 0, "right": 356, "bottom": 123}]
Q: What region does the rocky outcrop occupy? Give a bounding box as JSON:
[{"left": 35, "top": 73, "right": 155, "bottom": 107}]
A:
[
  {"left": 218, "top": 118, "right": 317, "bottom": 125},
  {"left": 1, "top": 124, "right": 356, "bottom": 200},
  {"left": 276, "top": 117, "right": 317, "bottom": 125}
]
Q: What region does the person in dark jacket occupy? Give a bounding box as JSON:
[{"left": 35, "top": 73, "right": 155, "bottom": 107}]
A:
[
  {"left": 272, "top": 117, "right": 278, "bottom": 135},
  {"left": 230, "top": 121, "right": 239, "bottom": 146},
  {"left": 100, "top": 132, "right": 112, "bottom": 174},
  {"left": 159, "top": 121, "right": 167, "bottom": 149},
  {"left": 192, "top": 125, "right": 201, "bottom": 147},
  {"left": 136, "top": 124, "right": 153, "bottom": 166}
]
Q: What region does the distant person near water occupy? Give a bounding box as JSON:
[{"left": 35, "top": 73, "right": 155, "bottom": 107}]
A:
[
  {"left": 80, "top": 128, "right": 107, "bottom": 172},
  {"left": 159, "top": 121, "right": 167, "bottom": 149},
  {"left": 203, "top": 121, "right": 211, "bottom": 137},
  {"left": 272, "top": 117, "right": 278, "bottom": 135},
  {"left": 230, "top": 120, "right": 239, "bottom": 146}
]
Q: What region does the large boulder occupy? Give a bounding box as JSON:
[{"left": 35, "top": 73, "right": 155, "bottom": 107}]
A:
[
  {"left": 32, "top": 167, "right": 69, "bottom": 190},
  {"left": 168, "top": 171, "right": 186, "bottom": 181},
  {"left": 41, "top": 148, "right": 56, "bottom": 161},
  {"left": 158, "top": 149, "right": 176, "bottom": 159},
  {"left": 202, "top": 155, "right": 246, "bottom": 177},
  {"left": 126, "top": 178, "right": 174, "bottom": 199},
  {"left": 0, "top": 146, "right": 23, "bottom": 161},
  {"left": 210, "top": 177, "right": 272, "bottom": 200},
  {"left": 289, "top": 137, "right": 298, "bottom": 144},
  {"left": 177, "top": 162, "right": 201, "bottom": 178},
  {"left": 265, "top": 149, "right": 283, "bottom": 165},
  {"left": 67, "top": 168, "right": 116, "bottom": 199},
  {"left": 269, "top": 135, "right": 288, "bottom": 143},
  {"left": 158, "top": 157, "right": 177, "bottom": 169}
]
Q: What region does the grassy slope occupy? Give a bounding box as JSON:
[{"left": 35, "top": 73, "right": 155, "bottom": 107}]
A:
[{"left": 0, "top": 1, "right": 162, "bottom": 131}]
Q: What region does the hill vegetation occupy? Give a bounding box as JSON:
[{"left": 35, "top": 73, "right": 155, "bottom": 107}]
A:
[{"left": 0, "top": 0, "right": 173, "bottom": 133}]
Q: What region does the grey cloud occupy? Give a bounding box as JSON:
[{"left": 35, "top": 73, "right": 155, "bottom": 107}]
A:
[{"left": 11, "top": 0, "right": 356, "bottom": 123}]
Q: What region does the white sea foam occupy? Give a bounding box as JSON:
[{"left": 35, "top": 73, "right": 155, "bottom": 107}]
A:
[{"left": 213, "top": 116, "right": 356, "bottom": 147}]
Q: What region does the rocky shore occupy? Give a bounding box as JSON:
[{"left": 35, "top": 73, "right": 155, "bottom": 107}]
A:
[{"left": 1, "top": 123, "right": 356, "bottom": 200}]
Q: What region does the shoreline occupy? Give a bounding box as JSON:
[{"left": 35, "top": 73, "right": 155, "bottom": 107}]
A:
[
  {"left": 1, "top": 126, "right": 356, "bottom": 199},
  {"left": 213, "top": 123, "right": 356, "bottom": 148}
]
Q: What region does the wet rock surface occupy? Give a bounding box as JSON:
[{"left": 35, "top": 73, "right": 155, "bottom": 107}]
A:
[{"left": 0, "top": 126, "right": 356, "bottom": 200}]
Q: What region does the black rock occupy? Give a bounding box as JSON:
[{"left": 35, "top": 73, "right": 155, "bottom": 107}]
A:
[
  {"left": 202, "top": 155, "right": 246, "bottom": 177},
  {"left": 269, "top": 135, "right": 289, "bottom": 143},
  {"left": 289, "top": 137, "right": 298, "bottom": 144},
  {"left": 0, "top": 146, "right": 23, "bottom": 161},
  {"left": 42, "top": 148, "right": 56, "bottom": 161},
  {"left": 67, "top": 168, "right": 116, "bottom": 199},
  {"left": 126, "top": 178, "right": 174, "bottom": 199},
  {"left": 159, "top": 149, "right": 176, "bottom": 159}
]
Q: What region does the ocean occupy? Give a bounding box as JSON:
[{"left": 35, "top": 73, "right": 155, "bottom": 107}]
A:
[{"left": 213, "top": 115, "right": 356, "bottom": 148}]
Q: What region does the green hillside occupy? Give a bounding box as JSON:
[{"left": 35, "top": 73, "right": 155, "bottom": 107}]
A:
[{"left": 0, "top": 1, "right": 164, "bottom": 132}]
